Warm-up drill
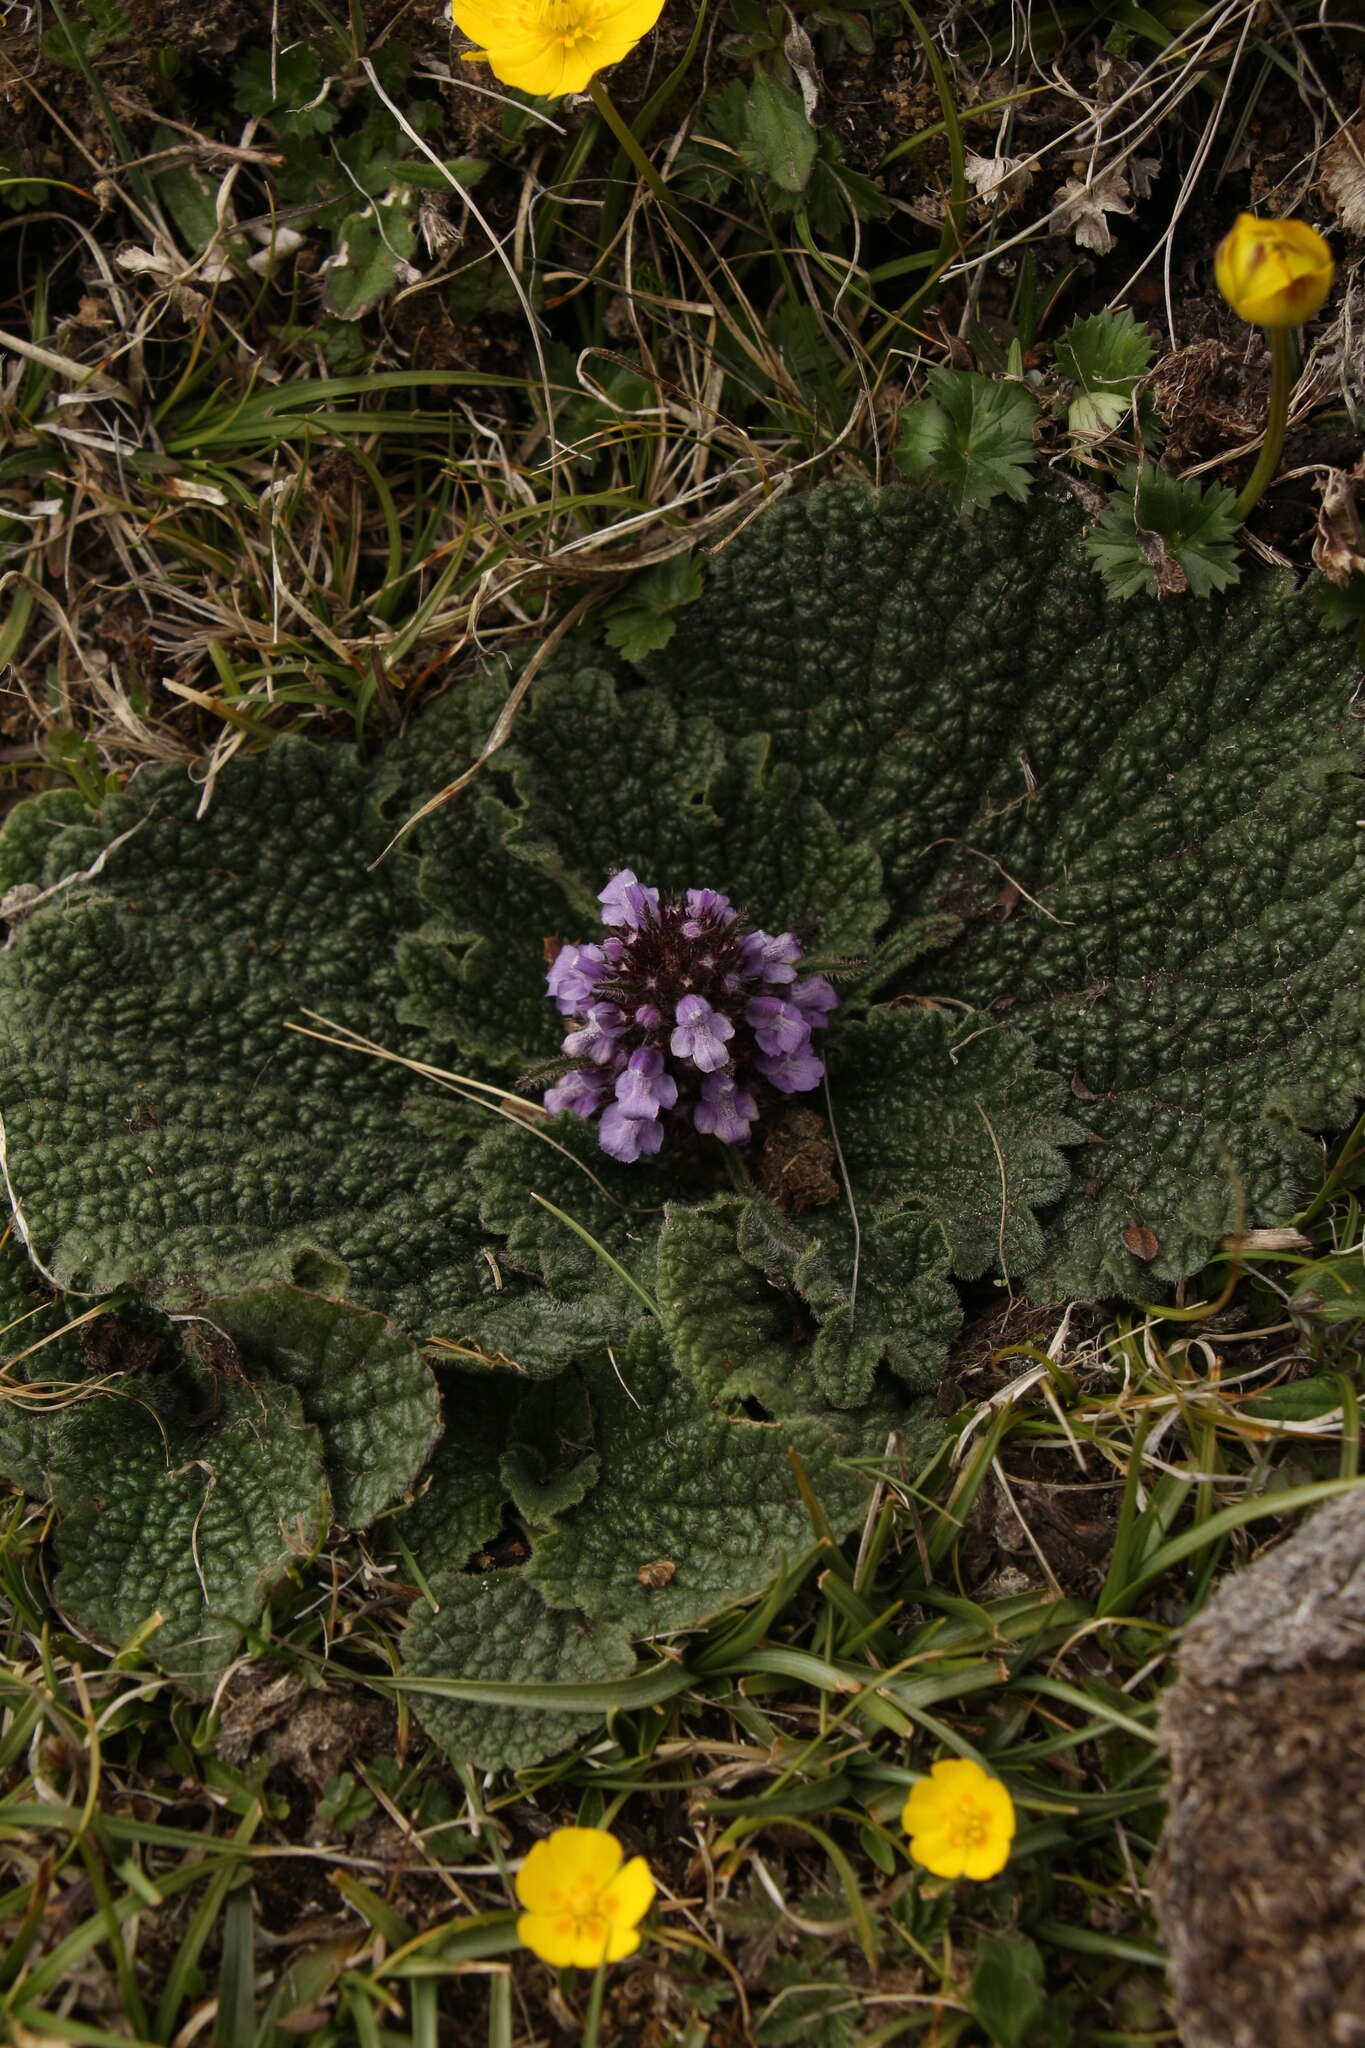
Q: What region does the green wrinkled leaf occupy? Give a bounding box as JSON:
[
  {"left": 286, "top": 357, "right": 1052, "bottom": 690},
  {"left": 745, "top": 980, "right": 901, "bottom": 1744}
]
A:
[
  {"left": 527, "top": 1320, "right": 889, "bottom": 1634},
  {"left": 831, "top": 1009, "right": 1081, "bottom": 1280},
  {"left": 0, "top": 741, "right": 496, "bottom": 1340},
  {"left": 51, "top": 1373, "right": 329, "bottom": 1681},
  {"left": 402, "top": 1571, "right": 637, "bottom": 1771},
  {"left": 387, "top": 1371, "right": 517, "bottom": 1577},
  {"left": 500, "top": 1376, "right": 599, "bottom": 1522},
  {"left": 649, "top": 480, "right": 1365, "bottom": 1298},
  {"left": 736, "top": 1198, "right": 962, "bottom": 1404},
  {"left": 199, "top": 1288, "right": 441, "bottom": 1529}
]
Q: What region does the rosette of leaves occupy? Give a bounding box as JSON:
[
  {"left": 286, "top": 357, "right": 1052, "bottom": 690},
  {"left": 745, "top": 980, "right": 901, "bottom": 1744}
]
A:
[{"left": 0, "top": 480, "right": 1361, "bottom": 1766}]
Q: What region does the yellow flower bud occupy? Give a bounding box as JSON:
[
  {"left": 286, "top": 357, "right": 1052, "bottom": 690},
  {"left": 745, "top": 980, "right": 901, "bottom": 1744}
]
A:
[{"left": 1214, "top": 213, "right": 1334, "bottom": 329}]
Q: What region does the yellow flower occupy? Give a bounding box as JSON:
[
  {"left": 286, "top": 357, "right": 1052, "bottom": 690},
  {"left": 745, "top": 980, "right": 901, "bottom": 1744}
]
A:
[
  {"left": 515, "top": 1825, "right": 656, "bottom": 1967},
  {"left": 1214, "top": 213, "right": 1334, "bottom": 329},
  {"left": 902, "top": 1758, "right": 1016, "bottom": 1882},
  {"left": 452, "top": 0, "right": 665, "bottom": 98}
]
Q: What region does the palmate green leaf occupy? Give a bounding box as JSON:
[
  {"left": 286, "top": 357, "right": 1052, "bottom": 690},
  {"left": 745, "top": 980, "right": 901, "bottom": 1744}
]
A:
[
  {"left": 402, "top": 1572, "right": 637, "bottom": 1772},
  {"left": 1054, "top": 308, "right": 1153, "bottom": 441},
  {"left": 649, "top": 480, "right": 1365, "bottom": 1296},
  {"left": 743, "top": 70, "right": 817, "bottom": 194},
  {"left": 322, "top": 202, "right": 418, "bottom": 321},
  {"left": 1085, "top": 463, "right": 1242, "bottom": 599},
  {"left": 50, "top": 1372, "right": 329, "bottom": 1681},
  {"left": 896, "top": 370, "right": 1040, "bottom": 513}
]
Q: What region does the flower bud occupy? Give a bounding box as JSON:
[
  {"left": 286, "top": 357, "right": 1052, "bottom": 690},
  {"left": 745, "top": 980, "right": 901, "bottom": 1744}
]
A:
[{"left": 1214, "top": 213, "right": 1333, "bottom": 329}]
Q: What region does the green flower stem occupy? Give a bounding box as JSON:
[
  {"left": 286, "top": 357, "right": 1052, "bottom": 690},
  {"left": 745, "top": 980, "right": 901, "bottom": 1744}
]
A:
[
  {"left": 1233, "top": 324, "right": 1295, "bottom": 523},
  {"left": 587, "top": 76, "right": 674, "bottom": 213},
  {"left": 582, "top": 1958, "right": 609, "bottom": 2048}
]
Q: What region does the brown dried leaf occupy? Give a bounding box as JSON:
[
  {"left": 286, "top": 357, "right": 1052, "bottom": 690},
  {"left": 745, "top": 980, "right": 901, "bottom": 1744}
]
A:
[
  {"left": 1121, "top": 1223, "right": 1160, "bottom": 1261},
  {"left": 1135, "top": 524, "right": 1189, "bottom": 598},
  {"left": 1321, "top": 124, "right": 1365, "bottom": 235},
  {"left": 1312, "top": 467, "right": 1365, "bottom": 586},
  {"left": 1053, "top": 164, "right": 1134, "bottom": 254}
]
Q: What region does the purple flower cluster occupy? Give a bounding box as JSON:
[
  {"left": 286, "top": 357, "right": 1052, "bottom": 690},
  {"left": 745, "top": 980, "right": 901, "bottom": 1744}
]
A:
[{"left": 544, "top": 871, "right": 838, "bottom": 1163}]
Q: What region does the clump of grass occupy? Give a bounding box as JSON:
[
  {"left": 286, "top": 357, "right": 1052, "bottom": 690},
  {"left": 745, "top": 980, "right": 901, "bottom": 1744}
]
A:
[{"left": 3, "top": 0, "right": 1356, "bottom": 803}]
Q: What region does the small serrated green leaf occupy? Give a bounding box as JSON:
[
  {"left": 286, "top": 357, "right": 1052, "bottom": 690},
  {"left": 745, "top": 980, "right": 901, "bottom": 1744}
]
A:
[
  {"left": 323, "top": 203, "right": 417, "bottom": 320},
  {"left": 1085, "top": 463, "right": 1242, "bottom": 600},
  {"left": 896, "top": 369, "right": 1040, "bottom": 514},
  {"left": 970, "top": 1934, "right": 1047, "bottom": 2048},
  {"left": 233, "top": 46, "right": 338, "bottom": 134},
  {"left": 744, "top": 70, "right": 818, "bottom": 193},
  {"left": 1055, "top": 309, "right": 1153, "bottom": 441}
]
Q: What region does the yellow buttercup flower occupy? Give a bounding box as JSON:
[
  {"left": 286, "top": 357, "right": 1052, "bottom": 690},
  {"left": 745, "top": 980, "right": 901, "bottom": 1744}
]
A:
[
  {"left": 515, "top": 1825, "right": 656, "bottom": 1967},
  {"left": 902, "top": 1758, "right": 1016, "bottom": 1882},
  {"left": 453, "top": 0, "right": 665, "bottom": 97},
  {"left": 1214, "top": 213, "right": 1333, "bottom": 329}
]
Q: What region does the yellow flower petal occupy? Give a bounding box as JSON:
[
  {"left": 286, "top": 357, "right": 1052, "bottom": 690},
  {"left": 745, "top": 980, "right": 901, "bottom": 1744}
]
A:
[
  {"left": 601, "top": 1921, "right": 644, "bottom": 1963},
  {"left": 1214, "top": 212, "right": 1333, "bottom": 329},
  {"left": 599, "top": 1853, "right": 656, "bottom": 1929},
  {"left": 515, "top": 1826, "right": 623, "bottom": 1914},
  {"left": 906, "top": 1824, "right": 970, "bottom": 1881},
  {"left": 961, "top": 1835, "right": 1013, "bottom": 1881},
  {"left": 452, "top": 0, "right": 665, "bottom": 97},
  {"left": 517, "top": 1910, "right": 587, "bottom": 1967}
]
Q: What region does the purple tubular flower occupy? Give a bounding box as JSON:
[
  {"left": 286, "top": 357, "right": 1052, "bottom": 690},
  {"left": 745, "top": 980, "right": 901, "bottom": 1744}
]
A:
[
  {"left": 599, "top": 1104, "right": 665, "bottom": 1163},
  {"left": 790, "top": 974, "right": 839, "bottom": 1026},
  {"left": 744, "top": 995, "right": 810, "bottom": 1057},
  {"left": 757, "top": 1046, "right": 826, "bottom": 1094},
  {"left": 546, "top": 941, "right": 607, "bottom": 1016},
  {"left": 542, "top": 871, "right": 840, "bottom": 1161},
  {"left": 738, "top": 929, "right": 802, "bottom": 984},
  {"left": 692, "top": 1071, "right": 758, "bottom": 1145},
  {"left": 614, "top": 1047, "right": 679, "bottom": 1118},
  {"left": 598, "top": 868, "right": 661, "bottom": 930},
  {"left": 562, "top": 1002, "right": 627, "bottom": 1064},
  {"left": 682, "top": 887, "right": 736, "bottom": 936},
  {"left": 670, "top": 993, "right": 734, "bottom": 1074},
  {"left": 544, "top": 1068, "right": 609, "bottom": 1118}
]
